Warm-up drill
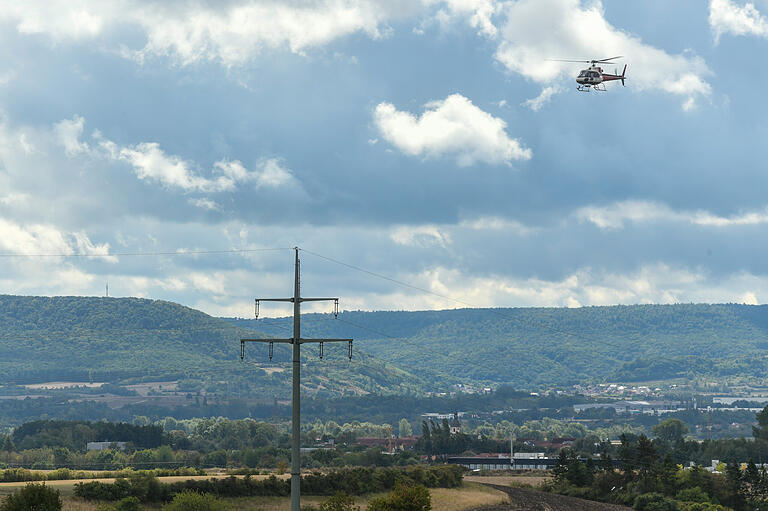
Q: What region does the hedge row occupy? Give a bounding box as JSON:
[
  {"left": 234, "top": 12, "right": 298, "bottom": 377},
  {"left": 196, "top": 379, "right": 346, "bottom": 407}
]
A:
[
  {"left": 0, "top": 467, "right": 203, "bottom": 483},
  {"left": 74, "top": 465, "right": 463, "bottom": 502}
]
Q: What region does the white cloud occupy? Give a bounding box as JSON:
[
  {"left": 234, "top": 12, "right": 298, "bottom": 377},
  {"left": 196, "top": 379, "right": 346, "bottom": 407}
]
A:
[
  {"left": 115, "top": 142, "right": 237, "bottom": 192},
  {"left": 710, "top": 0, "right": 768, "bottom": 41},
  {"left": 361, "top": 263, "right": 765, "bottom": 311},
  {"left": 54, "top": 116, "right": 89, "bottom": 156},
  {"left": 52, "top": 116, "right": 297, "bottom": 193},
  {"left": 424, "top": 0, "right": 500, "bottom": 37},
  {"left": 219, "top": 158, "right": 295, "bottom": 188},
  {"left": 189, "top": 198, "right": 220, "bottom": 211},
  {"left": 494, "top": 0, "right": 711, "bottom": 106},
  {"left": 459, "top": 216, "right": 535, "bottom": 235},
  {"left": 113, "top": 145, "right": 296, "bottom": 192},
  {"left": 577, "top": 200, "right": 768, "bottom": 229},
  {"left": 374, "top": 93, "right": 531, "bottom": 166},
  {"left": 522, "top": 85, "right": 563, "bottom": 112},
  {"left": 0, "top": 1, "right": 501, "bottom": 66},
  {"left": 0, "top": 218, "right": 113, "bottom": 262},
  {"left": 390, "top": 225, "right": 452, "bottom": 248}
]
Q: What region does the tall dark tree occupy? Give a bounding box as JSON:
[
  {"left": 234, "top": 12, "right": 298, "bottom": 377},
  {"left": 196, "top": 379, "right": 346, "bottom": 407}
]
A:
[
  {"left": 725, "top": 459, "right": 746, "bottom": 511},
  {"left": 617, "top": 433, "right": 636, "bottom": 482},
  {"left": 652, "top": 419, "right": 689, "bottom": 444},
  {"left": 420, "top": 421, "right": 432, "bottom": 455},
  {"left": 1, "top": 434, "right": 15, "bottom": 452},
  {"left": 754, "top": 405, "right": 768, "bottom": 442}
]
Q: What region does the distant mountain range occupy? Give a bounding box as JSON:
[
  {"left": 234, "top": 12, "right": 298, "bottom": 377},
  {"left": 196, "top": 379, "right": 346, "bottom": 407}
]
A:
[
  {"left": 227, "top": 303, "right": 768, "bottom": 387},
  {"left": 3, "top": 295, "right": 768, "bottom": 394}
]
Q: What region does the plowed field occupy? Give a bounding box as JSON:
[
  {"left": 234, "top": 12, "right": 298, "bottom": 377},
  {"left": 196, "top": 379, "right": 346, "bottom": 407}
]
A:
[{"left": 473, "top": 484, "right": 631, "bottom": 511}]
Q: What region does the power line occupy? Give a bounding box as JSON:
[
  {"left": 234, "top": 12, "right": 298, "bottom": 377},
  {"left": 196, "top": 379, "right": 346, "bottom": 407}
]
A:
[
  {"left": 0, "top": 247, "right": 292, "bottom": 259},
  {"left": 299, "top": 248, "right": 692, "bottom": 374}
]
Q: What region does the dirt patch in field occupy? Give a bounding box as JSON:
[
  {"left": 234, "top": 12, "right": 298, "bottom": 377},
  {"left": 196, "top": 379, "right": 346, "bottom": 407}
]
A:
[
  {"left": 473, "top": 484, "right": 631, "bottom": 511},
  {"left": 465, "top": 475, "right": 550, "bottom": 488}
]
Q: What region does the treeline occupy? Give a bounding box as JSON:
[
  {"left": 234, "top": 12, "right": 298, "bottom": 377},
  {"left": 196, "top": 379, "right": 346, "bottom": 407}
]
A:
[
  {"left": 73, "top": 465, "right": 463, "bottom": 502},
  {"left": 0, "top": 467, "right": 201, "bottom": 483},
  {"left": 12, "top": 420, "right": 164, "bottom": 451},
  {"left": 236, "top": 303, "right": 768, "bottom": 387},
  {"left": 548, "top": 411, "right": 768, "bottom": 509}
]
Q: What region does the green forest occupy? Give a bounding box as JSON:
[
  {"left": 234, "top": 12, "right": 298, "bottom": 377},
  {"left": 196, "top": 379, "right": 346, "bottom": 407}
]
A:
[
  {"left": 234, "top": 303, "right": 768, "bottom": 387},
  {"left": 5, "top": 295, "right": 768, "bottom": 396}
]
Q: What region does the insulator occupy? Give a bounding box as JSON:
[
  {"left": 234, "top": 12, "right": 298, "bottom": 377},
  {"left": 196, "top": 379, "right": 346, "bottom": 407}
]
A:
[
  {"left": 319, "top": 342, "right": 324, "bottom": 360},
  {"left": 254, "top": 300, "right": 260, "bottom": 320},
  {"left": 240, "top": 340, "right": 245, "bottom": 360},
  {"left": 348, "top": 340, "right": 353, "bottom": 361},
  {"left": 269, "top": 342, "right": 274, "bottom": 361},
  {"left": 334, "top": 299, "right": 339, "bottom": 319}
]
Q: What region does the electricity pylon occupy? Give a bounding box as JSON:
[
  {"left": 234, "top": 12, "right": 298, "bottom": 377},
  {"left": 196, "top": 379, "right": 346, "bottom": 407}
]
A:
[{"left": 240, "top": 247, "right": 352, "bottom": 511}]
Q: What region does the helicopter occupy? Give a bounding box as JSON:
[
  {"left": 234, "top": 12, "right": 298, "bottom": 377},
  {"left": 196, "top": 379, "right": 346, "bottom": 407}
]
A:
[{"left": 551, "top": 56, "right": 627, "bottom": 92}]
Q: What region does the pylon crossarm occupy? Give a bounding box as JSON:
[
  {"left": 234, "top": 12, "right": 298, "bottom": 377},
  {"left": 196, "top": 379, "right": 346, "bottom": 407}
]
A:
[
  {"left": 256, "top": 298, "right": 295, "bottom": 302},
  {"left": 299, "top": 338, "right": 352, "bottom": 344},
  {"left": 241, "top": 338, "right": 294, "bottom": 343},
  {"left": 299, "top": 297, "right": 338, "bottom": 302}
]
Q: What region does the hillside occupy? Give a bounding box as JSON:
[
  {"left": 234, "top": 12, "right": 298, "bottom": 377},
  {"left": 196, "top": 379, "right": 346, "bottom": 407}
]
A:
[
  {"left": 227, "top": 304, "right": 768, "bottom": 388},
  {"left": 0, "top": 295, "right": 432, "bottom": 396},
  {"left": 5, "top": 296, "right": 768, "bottom": 394}
]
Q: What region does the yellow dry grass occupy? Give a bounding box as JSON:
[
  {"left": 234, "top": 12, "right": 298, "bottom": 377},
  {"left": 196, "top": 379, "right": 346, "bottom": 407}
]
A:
[{"left": 49, "top": 482, "right": 504, "bottom": 511}]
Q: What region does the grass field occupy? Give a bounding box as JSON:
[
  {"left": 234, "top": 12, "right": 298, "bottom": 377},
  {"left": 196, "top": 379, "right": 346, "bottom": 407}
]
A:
[{"left": 3, "top": 481, "right": 505, "bottom": 511}]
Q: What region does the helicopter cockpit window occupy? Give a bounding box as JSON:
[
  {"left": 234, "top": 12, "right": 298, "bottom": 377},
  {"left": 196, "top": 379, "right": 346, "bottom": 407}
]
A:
[{"left": 578, "top": 71, "right": 587, "bottom": 77}]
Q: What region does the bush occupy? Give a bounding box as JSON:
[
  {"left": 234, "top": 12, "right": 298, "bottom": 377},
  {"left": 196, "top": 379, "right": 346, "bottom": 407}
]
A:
[
  {"left": 0, "top": 482, "right": 62, "bottom": 511},
  {"left": 366, "top": 484, "right": 430, "bottom": 511},
  {"left": 319, "top": 492, "right": 360, "bottom": 511},
  {"left": 162, "top": 490, "right": 227, "bottom": 511},
  {"left": 675, "top": 487, "right": 710, "bottom": 503},
  {"left": 634, "top": 493, "right": 680, "bottom": 511},
  {"left": 115, "top": 496, "right": 143, "bottom": 511},
  {"left": 678, "top": 504, "right": 728, "bottom": 511}
]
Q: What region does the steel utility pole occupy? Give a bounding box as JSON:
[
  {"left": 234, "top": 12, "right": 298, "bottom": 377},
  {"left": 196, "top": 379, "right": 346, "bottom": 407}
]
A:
[{"left": 240, "top": 247, "right": 352, "bottom": 511}]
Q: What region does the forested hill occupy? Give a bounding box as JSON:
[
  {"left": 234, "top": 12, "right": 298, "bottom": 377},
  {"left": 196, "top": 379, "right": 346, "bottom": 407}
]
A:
[
  {"left": 5, "top": 296, "right": 768, "bottom": 392},
  {"left": 226, "top": 304, "right": 768, "bottom": 388},
  {"left": 0, "top": 295, "right": 235, "bottom": 382},
  {"left": 0, "top": 295, "right": 431, "bottom": 395}
]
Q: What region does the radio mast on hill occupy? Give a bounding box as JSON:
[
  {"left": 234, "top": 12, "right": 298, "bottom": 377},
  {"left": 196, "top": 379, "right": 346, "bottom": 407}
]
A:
[{"left": 240, "top": 247, "right": 353, "bottom": 511}]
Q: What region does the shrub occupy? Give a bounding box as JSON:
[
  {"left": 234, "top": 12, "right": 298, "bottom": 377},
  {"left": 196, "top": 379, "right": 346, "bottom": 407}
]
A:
[
  {"left": 366, "top": 484, "right": 430, "bottom": 511},
  {"left": 162, "top": 490, "right": 227, "bottom": 511},
  {"left": 319, "top": 492, "right": 360, "bottom": 511},
  {"left": 115, "top": 496, "right": 143, "bottom": 511},
  {"left": 675, "top": 487, "right": 710, "bottom": 503},
  {"left": 0, "top": 482, "right": 62, "bottom": 511},
  {"left": 634, "top": 493, "right": 680, "bottom": 511}
]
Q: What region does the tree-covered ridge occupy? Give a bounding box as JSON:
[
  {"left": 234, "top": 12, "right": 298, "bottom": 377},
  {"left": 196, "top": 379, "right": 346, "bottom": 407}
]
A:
[
  {"left": 230, "top": 303, "right": 768, "bottom": 387},
  {"left": 0, "top": 295, "right": 430, "bottom": 396},
  {"left": 0, "top": 295, "right": 223, "bottom": 331}
]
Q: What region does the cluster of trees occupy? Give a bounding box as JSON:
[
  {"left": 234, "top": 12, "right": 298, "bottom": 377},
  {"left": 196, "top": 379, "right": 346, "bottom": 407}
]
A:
[
  {"left": 11, "top": 420, "right": 164, "bottom": 451},
  {"left": 73, "top": 465, "right": 462, "bottom": 503},
  {"left": 548, "top": 412, "right": 768, "bottom": 510}
]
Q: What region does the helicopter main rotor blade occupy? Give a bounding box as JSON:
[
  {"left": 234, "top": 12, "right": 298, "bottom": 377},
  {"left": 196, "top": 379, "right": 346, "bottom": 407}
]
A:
[
  {"left": 546, "top": 59, "right": 592, "bottom": 63},
  {"left": 593, "top": 56, "right": 623, "bottom": 62}
]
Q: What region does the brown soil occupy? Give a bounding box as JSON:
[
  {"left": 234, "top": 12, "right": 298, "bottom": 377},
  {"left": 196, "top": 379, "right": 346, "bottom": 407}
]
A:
[{"left": 473, "top": 484, "right": 631, "bottom": 511}]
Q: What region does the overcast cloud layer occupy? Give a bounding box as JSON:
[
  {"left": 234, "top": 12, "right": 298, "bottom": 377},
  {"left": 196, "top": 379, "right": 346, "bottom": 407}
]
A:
[{"left": 1, "top": 0, "right": 767, "bottom": 317}]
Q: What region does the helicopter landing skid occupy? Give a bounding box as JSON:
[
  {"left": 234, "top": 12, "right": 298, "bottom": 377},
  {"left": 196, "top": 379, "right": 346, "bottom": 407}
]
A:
[{"left": 577, "top": 84, "right": 606, "bottom": 92}]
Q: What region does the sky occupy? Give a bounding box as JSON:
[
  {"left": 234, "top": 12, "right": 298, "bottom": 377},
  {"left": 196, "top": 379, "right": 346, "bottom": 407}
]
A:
[{"left": 1, "top": 0, "right": 768, "bottom": 317}]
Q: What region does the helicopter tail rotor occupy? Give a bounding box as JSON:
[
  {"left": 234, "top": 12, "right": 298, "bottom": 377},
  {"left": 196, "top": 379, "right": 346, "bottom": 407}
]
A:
[{"left": 621, "top": 64, "right": 627, "bottom": 86}]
